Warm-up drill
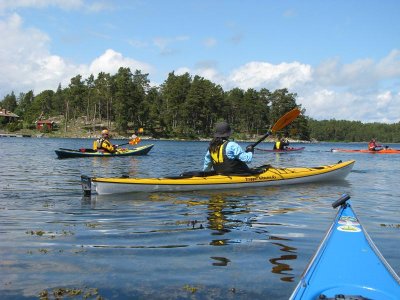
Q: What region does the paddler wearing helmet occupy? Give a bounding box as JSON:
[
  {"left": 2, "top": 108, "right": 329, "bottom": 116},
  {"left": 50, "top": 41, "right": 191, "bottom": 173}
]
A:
[
  {"left": 203, "top": 121, "right": 254, "bottom": 175},
  {"left": 93, "top": 129, "right": 118, "bottom": 153}
]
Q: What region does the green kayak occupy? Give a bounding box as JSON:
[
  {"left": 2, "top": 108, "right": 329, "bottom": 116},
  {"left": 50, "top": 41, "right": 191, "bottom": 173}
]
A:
[{"left": 55, "top": 144, "right": 154, "bottom": 159}]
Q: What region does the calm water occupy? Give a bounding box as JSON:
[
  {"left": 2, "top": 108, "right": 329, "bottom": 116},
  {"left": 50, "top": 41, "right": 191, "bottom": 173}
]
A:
[{"left": 1, "top": 138, "right": 399, "bottom": 299}]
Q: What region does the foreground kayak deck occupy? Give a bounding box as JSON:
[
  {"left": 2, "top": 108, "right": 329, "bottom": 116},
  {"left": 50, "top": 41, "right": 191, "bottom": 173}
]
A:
[
  {"left": 290, "top": 195, "right": 400, "bottom": 300},
  {"left": 90, "top": 160, "right": 355, "bottom": 195},
  {"left": 55, "top": 144, "right": 154, "bottom": 158},
  {"left": 331, "top": 148, "right": 400, "bottom": 154},
  {"left": 256, "top": 147, "right": 305, "bottom": 153}
]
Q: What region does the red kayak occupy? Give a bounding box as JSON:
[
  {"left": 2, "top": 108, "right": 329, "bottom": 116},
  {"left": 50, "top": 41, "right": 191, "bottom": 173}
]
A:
[
  {"left": 331, "top": 148, "right": 400, "bottom": 154},
  {"left": 256, "top": 147, "right": 305, "bottom": 153}
]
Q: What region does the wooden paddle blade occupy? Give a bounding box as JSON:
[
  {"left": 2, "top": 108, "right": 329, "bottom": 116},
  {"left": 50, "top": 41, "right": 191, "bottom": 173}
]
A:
[
  {"left": 129, "top": 137, "right": 141, "bottom": 145},
  {"left": 271, "top": 108, "right": 301, "bottom": 132}
]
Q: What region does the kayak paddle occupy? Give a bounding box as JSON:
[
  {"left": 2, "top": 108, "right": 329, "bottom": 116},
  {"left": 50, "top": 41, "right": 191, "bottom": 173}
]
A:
[
  {"left": 248, "top": 107, "right": 301, "bottom": 150},
  {"left": 117, "top": 135, "right": 141, "bottom": 147}
]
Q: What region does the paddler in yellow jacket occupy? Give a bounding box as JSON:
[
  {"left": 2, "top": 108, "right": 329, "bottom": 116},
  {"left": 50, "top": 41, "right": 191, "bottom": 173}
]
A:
[
  {"left": 93, "top": 129, "right": 118, "bottom": 153},
  {"left": 273, "top": 137, "right": 289, "bottom": 150},
  {"left": 203, "top": 121, "right": 254, "bottom": 175}
]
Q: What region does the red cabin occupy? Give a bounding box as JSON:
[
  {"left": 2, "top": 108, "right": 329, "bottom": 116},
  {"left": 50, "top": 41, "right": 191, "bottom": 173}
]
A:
[{"left": 36, "top": 120, "right": 54, "bottom": 131}]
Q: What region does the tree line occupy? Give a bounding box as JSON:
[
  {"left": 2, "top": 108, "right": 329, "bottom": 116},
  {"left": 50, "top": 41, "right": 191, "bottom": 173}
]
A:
[
  {"left": 0, "top": 67, "right": 309, "bottom": 140},
  {"left": 1, "top": 67, "right": 399, "bottom": 142},
  {"left": 308, "top": 119, "right": 400, "bottom": 143}
]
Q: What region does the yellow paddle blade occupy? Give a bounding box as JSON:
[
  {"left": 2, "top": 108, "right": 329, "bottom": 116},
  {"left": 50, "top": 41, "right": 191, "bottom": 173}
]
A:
[{"left": 271, "top": 108, "right": 301, "bottom": 132}]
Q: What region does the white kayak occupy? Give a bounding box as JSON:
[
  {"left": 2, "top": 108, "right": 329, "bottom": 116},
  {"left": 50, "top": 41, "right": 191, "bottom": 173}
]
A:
[{"left": 86, "top": 160, "right": 355, "bottom": 195}]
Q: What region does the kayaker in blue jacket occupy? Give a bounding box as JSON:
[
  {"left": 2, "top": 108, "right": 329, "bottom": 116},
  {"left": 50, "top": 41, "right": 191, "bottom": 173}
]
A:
[{"left": 203, "top": 121, "right": 254, "bottom": 174}]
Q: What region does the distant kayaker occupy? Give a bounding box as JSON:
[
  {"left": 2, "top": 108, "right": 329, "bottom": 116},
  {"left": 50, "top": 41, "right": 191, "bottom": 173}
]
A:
[
  {"left": 368, "top": 139, "right": 382, "bottom": 151},
  {"left": 203, "top": 121, "right": 254, "bottom": 174},
  {"left": 273, "top": 138, "right": 289, "bottom": 150},
  {"left": 94, "top": 129, "right": 118, "bottom": 153}
]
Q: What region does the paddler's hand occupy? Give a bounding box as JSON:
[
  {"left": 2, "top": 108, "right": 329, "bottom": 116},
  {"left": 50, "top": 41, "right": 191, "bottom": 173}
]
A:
[{"left": 245, "top": 145, "right": 254, "bottom": 153}]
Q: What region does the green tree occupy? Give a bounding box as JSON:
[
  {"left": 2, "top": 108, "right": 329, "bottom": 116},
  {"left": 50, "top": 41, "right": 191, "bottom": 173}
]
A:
[
  {"left": 160, "top": 72, "right": 192, "bottom": 135},
  {"left": 130, "top": 70, "right": 150, "bottom": 129},
  {"left": 181, "top": 75, "right": 225, "bottom": 137},
  {"left": 15, "top": 91, "right": 34, "bottom": 120},
  {"left": 112, "top": 67, "right": 135, "bottom": 133},
  {"left": 66, "top": 75, "right": 87, "bottom": 124},
  {"left": 31, "top": 90, "right": 55, "bottom": 118},
  {"left": 1, "top": 92, "right": 18, "bottom": 112},
  {"left": 94, "top": 72, "right": 113, "bottom": 127},
  {"left": 269, "top": 88, "right": 299, "bottom": 137},
  {"left": 52, "top": 84, "right": 65, "bottom": 115},
  {"left": 85, "top": 74, "right": 95, "bottom": 124},
  {"left": 142, "top": 86, "right": 162, "bottom": 135}
]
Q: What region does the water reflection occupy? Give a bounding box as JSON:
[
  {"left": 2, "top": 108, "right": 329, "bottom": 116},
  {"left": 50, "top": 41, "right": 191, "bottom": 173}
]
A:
[
  {"left": 210, "top": 256, "right": 231, "bottom": 266},
  {"left": 204, "top": 192, "right": 299, "bottom": 282},
  {"left": 81, "top": 195, "right": 96, "bottom": 209},
  {"left": 268, "top": 236, "right": 297, "bottom": 282},
  {"left": 269, "top": 253, "right": 297, "bottom": 282},
  {"left": 207, "top": 194, "right": 230, "bottom": 234}
]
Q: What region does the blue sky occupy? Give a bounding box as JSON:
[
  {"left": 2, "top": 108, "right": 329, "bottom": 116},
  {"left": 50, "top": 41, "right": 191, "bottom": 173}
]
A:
[{"left": 1, "top": 0, "right": 400, "bottom": 123}]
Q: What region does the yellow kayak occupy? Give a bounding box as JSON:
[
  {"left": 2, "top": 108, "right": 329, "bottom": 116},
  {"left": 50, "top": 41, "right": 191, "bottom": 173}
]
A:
[{"left": 86, "top": 160, "right": 355, "bottom": 195}]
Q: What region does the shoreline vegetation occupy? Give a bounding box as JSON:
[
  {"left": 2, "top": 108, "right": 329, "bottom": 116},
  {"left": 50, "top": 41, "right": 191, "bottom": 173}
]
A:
[
  {"left": 1, "top": 69, "right": 399, "bottom": 143},
  {"left": 1, "top": 115, "right": 399, "bottom": 144},
  {"left": 2, "top": 114, "right": 398, "bottom": 145},
  {"left": 0, "top": 128, "right": 314, "bottom": 144},
  {"left": 0, "top": 115, "right": 314, "bottom": 143}
]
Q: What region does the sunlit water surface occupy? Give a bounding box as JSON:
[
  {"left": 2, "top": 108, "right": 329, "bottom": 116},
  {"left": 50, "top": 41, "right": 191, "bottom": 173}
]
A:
[{"left": 1, "top": 138, "right": 399, "bottom": 299}]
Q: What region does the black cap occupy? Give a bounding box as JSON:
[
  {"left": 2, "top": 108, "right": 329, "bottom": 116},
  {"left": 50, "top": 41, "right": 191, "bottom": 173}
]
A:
[{"left": 214, "top": 122, "right": 232, "bottom": 138}]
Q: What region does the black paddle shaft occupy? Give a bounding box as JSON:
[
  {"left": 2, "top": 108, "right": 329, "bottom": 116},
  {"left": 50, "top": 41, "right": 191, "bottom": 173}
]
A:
[{"left": 249, "top": 131, "right": 272, "bottom": 148}]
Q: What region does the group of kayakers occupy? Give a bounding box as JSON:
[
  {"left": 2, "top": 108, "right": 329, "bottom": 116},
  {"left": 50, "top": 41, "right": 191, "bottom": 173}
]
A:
[
  {"left": 94, "top": 122, "right": 382, "bottom": 175},
  {"left": 95, "top": 121, "right": 287, "bottom": 175}
]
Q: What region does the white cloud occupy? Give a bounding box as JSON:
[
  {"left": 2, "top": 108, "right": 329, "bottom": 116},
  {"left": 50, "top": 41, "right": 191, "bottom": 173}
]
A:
[
  {"left": 0, "top": 13, "right": 153, "bottom": 97},
  {"left": 0, "top": 13, "right": 76, "bottom": 93},
  {"left": 175, "top": 55, "right": 400, "bottom": 123},
  {"left": 227, "top": 61, "right": 313, "bottom": 90},
  {"left": 89, "top": 49, "right": 153, "bottom": 75},
  {"left": 376, "top": 49, "right": 400, "bottom": 78},
  {"left": 315, "top": 58, "right": 377, "bottom": 89},
  {"left": 315, "top": 52, "right": 400, "bottom": 91}
]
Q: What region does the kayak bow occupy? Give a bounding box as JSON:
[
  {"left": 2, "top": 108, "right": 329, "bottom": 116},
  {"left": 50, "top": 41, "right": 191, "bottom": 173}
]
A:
[
  {"left": 290, "top": 194, "right": 400, "bottom": 300},
  {"left": 55, "top": 144, "right": 154, "bottom": 159},
  {"left": 90, "top": 160, "right": 355, "bottom": 195}
]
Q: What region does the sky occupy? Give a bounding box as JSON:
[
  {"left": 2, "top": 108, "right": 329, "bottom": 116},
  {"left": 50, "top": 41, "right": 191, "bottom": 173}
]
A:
[{"left": 0, "top": 0, "right": 400, "bottom": 123}]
